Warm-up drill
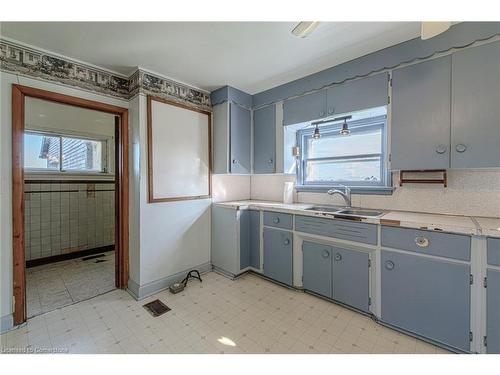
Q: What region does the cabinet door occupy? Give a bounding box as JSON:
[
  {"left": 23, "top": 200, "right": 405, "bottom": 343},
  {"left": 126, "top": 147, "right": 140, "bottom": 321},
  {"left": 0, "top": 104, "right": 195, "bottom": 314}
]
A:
[
  {"left": 249, "top": 210, "right": 261, "bottom": 269},
  {"left": 391, "top": 56, "right": 451, "bottom": 170},
  {"left": 211, "top": 206, "right": 239, "bottom": 275},
  {"left": 326, "top": 73, "right": 388, "bottom": 117},
  {"left": 487, "top": 269, "right": 500, "bottom": 354},
  {"left": 333, "top": 247, "right": 370, "bottom": 312},
  {"left": 230, "top": 103, "right": 251, "bottom": 173},
  {"left": 283, "top": 90, "right": 327, "bottom": 126},
  {"left": 302, "top": 241, "right": 332, "bottom": 298},
  {"left": 263, "top": 228, "right": 293, "bottom": 285},
  {"left": 381, "top": 250, "right": 471, "bottom": 351},
  {"left": 451, "top": 41, "right": 500, "bottom": 168},
  {"left": 239, "top": 209, "right": 250, "bottom": 270},
  {"left": 253, "top": 105, "right": 276, "bottom": 173}
]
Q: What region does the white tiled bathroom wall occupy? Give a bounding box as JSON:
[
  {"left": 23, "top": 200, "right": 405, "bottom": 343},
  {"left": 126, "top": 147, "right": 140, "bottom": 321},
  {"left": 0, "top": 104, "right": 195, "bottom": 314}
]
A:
[{"left": 24, "top": 181, "right": 115, "bottom": 261}]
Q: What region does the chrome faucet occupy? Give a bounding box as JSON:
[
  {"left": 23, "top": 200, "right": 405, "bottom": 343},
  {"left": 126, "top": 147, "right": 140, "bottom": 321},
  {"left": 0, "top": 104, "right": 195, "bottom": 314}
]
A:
[{"left": 327, "top": 185, "right": 352, "bottom": 207}]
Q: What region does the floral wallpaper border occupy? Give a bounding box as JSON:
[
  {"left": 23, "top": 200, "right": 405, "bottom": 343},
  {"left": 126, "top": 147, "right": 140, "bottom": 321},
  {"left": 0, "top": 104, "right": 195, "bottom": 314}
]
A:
[{"left": 0, "top": 39, "right": 211, "bottom": 110}]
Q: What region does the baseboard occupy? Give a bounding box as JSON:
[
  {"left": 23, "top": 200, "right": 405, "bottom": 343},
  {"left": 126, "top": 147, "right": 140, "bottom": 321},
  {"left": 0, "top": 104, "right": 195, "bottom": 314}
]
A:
[
  {"left": 127, "top": 262, "right": 212, "bottom": 300},
  {"left": 1, "top": 314, "right": 13, "bottom": 334},
  {"left": 26, "top": 245, "right": 114, "bottom": 268}
]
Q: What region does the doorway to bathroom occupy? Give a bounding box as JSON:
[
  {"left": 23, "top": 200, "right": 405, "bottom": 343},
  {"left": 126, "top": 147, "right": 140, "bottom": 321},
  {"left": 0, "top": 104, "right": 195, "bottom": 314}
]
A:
[{"left": 12, "top": 85, "right": 129, "bottom": 325}]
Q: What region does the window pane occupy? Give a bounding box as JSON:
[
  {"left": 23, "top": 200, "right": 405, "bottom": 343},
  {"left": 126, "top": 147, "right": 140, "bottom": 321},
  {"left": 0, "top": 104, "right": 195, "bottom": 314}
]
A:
[
  {"left": 24, "top": 133, "right": 60, "bottom": 170},
  {"left": 305, "top": 157, "right": 381, "bottom": 183},
  {"left": 62, "top": 137, "right": 103, "bottom": 172},
  {"left": 307, "top": 127, "right": 382, "bottom": 158}
]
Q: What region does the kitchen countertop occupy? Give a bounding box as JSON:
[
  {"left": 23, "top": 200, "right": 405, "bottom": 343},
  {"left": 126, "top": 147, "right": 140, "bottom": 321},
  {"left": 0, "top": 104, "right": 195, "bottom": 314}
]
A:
[
  {"left": 214, "top": 200, "right": 499, "bottom": 237},
  {"left": 474, "top": 217, "right": 500, "bottom": 237}
]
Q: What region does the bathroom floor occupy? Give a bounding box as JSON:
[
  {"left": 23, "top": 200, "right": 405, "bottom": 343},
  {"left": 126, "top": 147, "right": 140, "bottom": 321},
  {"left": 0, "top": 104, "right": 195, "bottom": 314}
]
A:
[
  {"left": 26, "top": 251, "right": 116, "bottom": 318},
  {"left": 3, "top": 271, "right": 450, "bottom": 354}
]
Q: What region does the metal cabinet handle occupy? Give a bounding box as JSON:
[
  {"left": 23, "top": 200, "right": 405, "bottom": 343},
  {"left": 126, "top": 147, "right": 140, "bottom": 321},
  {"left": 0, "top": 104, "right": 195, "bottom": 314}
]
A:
[
  {"left": 334, "top": 253, "right": 342, "bottom": 261},
  {"left": 319, "top": 111, "right": 325, "bottom": 117},
  {"left": 232, "top": 159, "right": 237, "bottom": 164},
  {"left": 415, "top": 236, "right": 430, "bottom": 248},
  {"left": 455, "top": 144, "right": 467, "bottom": 153},
  {"left": 273, "top": 217, "right": 280, "bottom": 224},
  {"left": 385, "top": 260, "right": 395, "bottom": 270},
  {"left": 435, "top": 144, "right": 447, "bottom": 154},
  {"left": 268, "top": 158, "right": 274, "bottom": 164},
  {"left": 327, "top": 108, "right": 334, "bottom": 115},
  {"left": 283, "top": 239, "right": 290, "bottom": 246},
  {"left": 322, "top": 250, "right": 330, "bottom": 259}
]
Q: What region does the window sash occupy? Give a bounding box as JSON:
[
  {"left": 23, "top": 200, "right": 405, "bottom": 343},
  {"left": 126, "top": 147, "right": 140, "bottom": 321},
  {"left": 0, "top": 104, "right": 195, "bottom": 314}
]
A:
[
  {"left": 297, "top": 116, "right": 387, "bottom": 187},
  {"left": 24, "top": 130, "right": 107, "bottom": 174}
]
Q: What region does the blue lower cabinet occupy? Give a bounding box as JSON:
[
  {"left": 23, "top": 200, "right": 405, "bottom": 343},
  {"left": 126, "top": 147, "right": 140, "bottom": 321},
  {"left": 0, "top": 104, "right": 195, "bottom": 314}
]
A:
[
  {"left": 333, "top": 247, "right": 370, "bottom": 312},
  {"left": 249, "top": 210, "right": 261, "bottom": 269},
  {"left": 263, "top": 227, "right": 293, "bottom": 286},
  {"left": 487, "top": 269, "right": 500, "bottom": 354},
  {"left": 381, "top": 250, "right": 471, "bottom": 352},
  {"left": 239, "top": 210, "right": 250, "bottom": 270},
  {"left": 302, "top": 241, "right": 333, "bottom": 298}
]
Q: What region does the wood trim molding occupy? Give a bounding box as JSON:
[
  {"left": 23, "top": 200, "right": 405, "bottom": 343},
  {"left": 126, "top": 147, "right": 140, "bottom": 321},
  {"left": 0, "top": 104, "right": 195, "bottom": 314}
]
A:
[
  {"left": 146, "top": 95, "right": 212, "bottom": 203},
  {"left": 12, "top": 85, "right": 26, "bottom": 325},
  {"left": 11, "top": 84, "right": 129, "bottom": 325}
]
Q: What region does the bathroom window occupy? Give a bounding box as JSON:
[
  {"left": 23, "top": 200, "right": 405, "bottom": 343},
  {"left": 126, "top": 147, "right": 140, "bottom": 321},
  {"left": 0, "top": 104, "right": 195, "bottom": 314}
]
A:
[
  {"left": 24, "top": 131, "right": 107, "bottom": 173},
  {"left": 296, "top": 115, "right": 390, "bottom": 192}
]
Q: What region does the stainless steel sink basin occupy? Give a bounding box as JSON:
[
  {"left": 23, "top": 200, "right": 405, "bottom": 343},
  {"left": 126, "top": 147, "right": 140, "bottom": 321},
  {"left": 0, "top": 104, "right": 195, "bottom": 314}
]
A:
[
  {"left": 336, "top": 208, "right": 384, "bottom": 217},
  {"left": 304, "top": 206, "right": 341, "bottom": 213},
  {"left": 304, "top": 206, "right": 384, "bottom": 217}
]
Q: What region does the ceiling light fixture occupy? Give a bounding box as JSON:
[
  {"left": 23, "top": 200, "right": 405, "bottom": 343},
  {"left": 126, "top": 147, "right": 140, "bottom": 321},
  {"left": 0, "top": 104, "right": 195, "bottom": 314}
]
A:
[
  {"left": 291, "top": 22, "right": 320, "bottom": 38},
  {"left": 420, "top": 22, "right": 451, "bottom": 40},
  {"left": 340, "top": 118, "right": 350, "bottom": 136}
]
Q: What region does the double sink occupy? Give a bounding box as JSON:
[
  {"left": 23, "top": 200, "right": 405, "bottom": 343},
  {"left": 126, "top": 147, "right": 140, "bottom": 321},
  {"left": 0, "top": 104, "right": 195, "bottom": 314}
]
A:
[{"left": 304, "top": 206, "right": 384, "bottom": 218}]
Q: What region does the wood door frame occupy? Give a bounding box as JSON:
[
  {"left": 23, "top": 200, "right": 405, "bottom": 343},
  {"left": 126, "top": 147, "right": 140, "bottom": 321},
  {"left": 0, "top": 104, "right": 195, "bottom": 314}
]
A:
[{"left": 11, "top": 84, "right": 129, "bottom": 325}]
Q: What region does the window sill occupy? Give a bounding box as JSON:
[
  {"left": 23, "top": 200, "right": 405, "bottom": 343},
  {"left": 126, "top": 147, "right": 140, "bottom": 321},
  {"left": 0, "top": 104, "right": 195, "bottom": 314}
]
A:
[{"left": 295, "top": 185, "right": 395, "bottom": 195}]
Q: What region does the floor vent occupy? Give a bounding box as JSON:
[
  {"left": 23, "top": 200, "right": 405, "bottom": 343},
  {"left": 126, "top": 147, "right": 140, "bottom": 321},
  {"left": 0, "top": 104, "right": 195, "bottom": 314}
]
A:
[{"left": 143, "top": 299, "right": 171, "bottom": 317}]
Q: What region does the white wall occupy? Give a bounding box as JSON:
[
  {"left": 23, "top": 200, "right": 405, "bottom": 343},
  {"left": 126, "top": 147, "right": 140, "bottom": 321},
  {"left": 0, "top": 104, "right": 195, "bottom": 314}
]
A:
[
  {"left": 0, "top": 71, "right": 129, "bottom": 327},
  {"left": 132, "top": 94, "right": 211, "bottom": 287},
  {"left": 249, "top": 171, "right": 500, "bottom": 218}
]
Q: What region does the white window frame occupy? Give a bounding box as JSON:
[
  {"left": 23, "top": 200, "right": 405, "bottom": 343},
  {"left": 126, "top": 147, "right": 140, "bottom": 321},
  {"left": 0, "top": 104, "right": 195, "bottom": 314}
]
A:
[
  {"left": 296, "top": 115, "right": 389, "bottom": 190},
  {"left": 24, "top": 130, "right": 109, "bottom": 175}
]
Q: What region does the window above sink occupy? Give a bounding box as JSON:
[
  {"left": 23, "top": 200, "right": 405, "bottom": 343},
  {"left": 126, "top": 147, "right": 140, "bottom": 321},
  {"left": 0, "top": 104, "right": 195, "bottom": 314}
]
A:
[{"left": 287, "top": 106, "right": 393, "bottom": 195}]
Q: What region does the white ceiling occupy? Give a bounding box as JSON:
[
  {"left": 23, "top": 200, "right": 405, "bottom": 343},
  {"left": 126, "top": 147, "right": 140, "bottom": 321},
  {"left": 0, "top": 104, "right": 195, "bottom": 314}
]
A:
[{"left": 1, "top": 22, "right": 422, "bottom": 94}]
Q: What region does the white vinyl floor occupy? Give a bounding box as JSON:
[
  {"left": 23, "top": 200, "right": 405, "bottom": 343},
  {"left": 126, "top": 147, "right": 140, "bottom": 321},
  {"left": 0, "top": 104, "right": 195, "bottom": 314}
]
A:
[{"left": 1, "top": 271, "right": 450, "bottom": 354}]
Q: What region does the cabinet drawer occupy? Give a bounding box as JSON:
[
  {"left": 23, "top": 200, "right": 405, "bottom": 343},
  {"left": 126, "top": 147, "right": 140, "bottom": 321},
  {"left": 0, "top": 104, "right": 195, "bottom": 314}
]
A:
[
  {"left": 295, "top": 215, "right": 377, "bottom": 245},
  {"left": 488, "top": 237, "right": 500, "bottom": 267},
  {"left": 263, "top": 211, "right": 293, "bottom": 230},
  {"left": 381, "top": 226, "right": 471, "bottom": 261}
]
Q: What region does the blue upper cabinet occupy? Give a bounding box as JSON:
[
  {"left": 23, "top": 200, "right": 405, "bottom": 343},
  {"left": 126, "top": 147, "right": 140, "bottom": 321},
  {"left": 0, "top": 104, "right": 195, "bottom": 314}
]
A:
[
  {"left": 391, "top": 56, "right": 452, "bottom": 170},
  {"left": 283, "top": 89, "right": 327, "bottom": 126},
  {"left": 451, "top": 41, "right": 500, "bottom": 168},
  {"left": 253, "top": 105, "right": 276, "bottom": 173},
  {"left": 326, "top": 73, "right": 389, "bottom": 117},
  {"left": 230, "top": 103, "right": 251, "bottom": 174}
]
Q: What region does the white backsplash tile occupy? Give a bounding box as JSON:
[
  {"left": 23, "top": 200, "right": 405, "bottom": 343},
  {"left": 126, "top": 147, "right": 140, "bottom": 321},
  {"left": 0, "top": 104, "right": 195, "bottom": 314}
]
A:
[
  {"left": 249, "top": 170, "right": 500, "bottom": 217},
  {"left": 211, "top": 174, "right": 251, "bottom": 202},
  {"left": 250, "top": 174, "right": 297, "bottom": 202}
]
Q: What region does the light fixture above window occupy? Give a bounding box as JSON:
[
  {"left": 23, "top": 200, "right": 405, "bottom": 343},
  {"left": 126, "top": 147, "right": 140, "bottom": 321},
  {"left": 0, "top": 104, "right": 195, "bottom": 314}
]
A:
[
  {"left": 313, "top": 124, "right": 321, "bottom": 139},
  {"left": 340, "top": 118, "right": 350, "bottom": 136}
]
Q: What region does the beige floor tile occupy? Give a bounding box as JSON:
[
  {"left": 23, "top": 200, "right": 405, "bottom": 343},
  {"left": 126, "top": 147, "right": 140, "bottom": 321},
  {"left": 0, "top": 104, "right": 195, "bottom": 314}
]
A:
[{"left": 2, "top": 271, "right": 451, "bottom": 355}]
